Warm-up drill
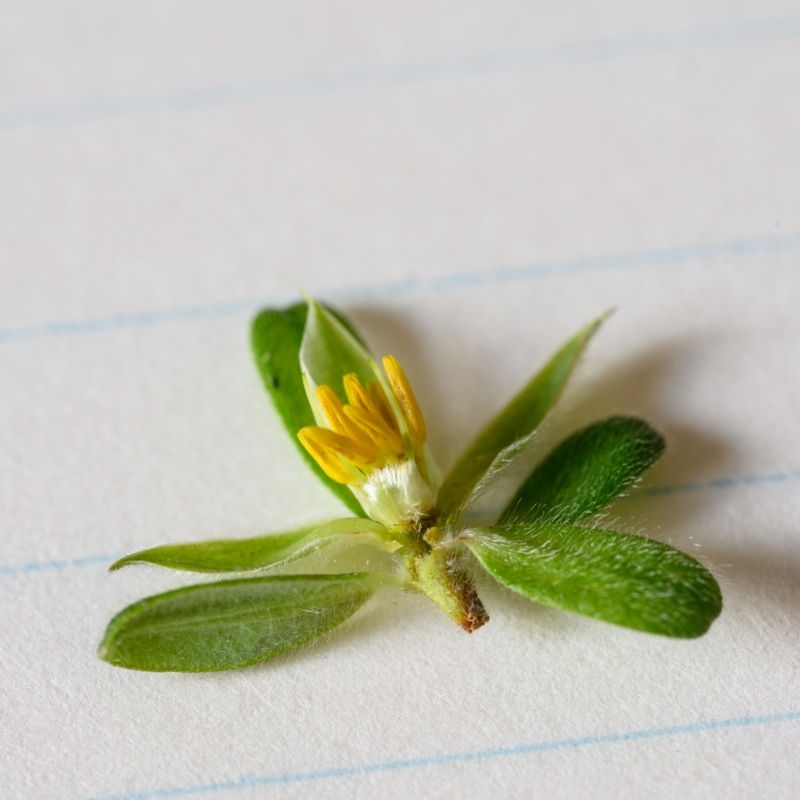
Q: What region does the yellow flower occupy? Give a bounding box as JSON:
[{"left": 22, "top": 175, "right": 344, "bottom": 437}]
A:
[{"left": 297, "top": 356, "right": 437, "bottom": 529}]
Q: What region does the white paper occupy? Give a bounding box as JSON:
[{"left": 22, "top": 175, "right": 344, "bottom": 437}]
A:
[{"left": 2, "top": 3, "right": 800, "bottom": 798}]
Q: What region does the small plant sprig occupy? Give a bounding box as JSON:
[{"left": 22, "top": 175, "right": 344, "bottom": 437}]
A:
[{"left": 99, "top": 300, "right": 721, "bottom": 672}]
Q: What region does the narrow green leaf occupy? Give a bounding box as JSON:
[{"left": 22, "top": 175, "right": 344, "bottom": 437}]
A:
[
  {"left": 109, "top": 518, "right": 391, "bottom": 573},
  {"left": 468, "top": 523, "right": 721, "bottom": 638},
  {"left": 300, "top": 298, "right": 376, "bottom": 404},
  {"left": 99, "top": 573, "right": 381, "bottom": 672},
  {"left": 438, "top": 314, "right": 607, "bottom": 518},
  {"left": 251, "top": 302, "right": 365, "bottom": 516},
  {"left": 500, "top": 416, "right": 665, "bottom": 525}
]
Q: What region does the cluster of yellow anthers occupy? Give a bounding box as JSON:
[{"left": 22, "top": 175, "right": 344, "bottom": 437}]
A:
[{"left": 298, "top": 356, "right": 427, "bottom": 488}]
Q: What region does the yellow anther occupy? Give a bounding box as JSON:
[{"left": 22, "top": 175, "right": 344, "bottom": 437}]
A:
[
  {"left": 344, "top": 405, "right": 405, "bottom": 460},
  {"left": 297, "top": 428, "right": 356, "bottom": 486},
  {"left": 382, "top": 355, "right": 427, "bottom": 447},
  {"left": 314, "top": 385, "right": 349, "bottom": 434},
  {"left": 299, "top": 426, "right": 378, "bottom": 469},
  {"left": 367, "top": 380, "right": 400, "bottom": 434},
  {"left": 343, "top": 374, "right": 379, "bottom": 415},
  {"left": 315, "top": 385, "right": 373, "bottom": 447}
]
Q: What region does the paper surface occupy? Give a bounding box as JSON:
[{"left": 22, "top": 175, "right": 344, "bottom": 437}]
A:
[{"left": 2, "top": 2, "right": 800, "bottom": 798}]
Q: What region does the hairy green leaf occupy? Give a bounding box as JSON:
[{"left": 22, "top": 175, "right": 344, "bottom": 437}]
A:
[
  {"left": 300, "top": 298, "right": 376, "bottom": 404},
  {"left": 468, "top": 523, "right": 721, "bottom": 638},
  {"left": 500, "top": 416, "right": 665, "bottom": 525},
  {"left": 438, "top": 314, "right": 606, "bottom": 519},
  {"left": 109, "top": 518, "right": 391, "bottom": 573},
  {"left": 99, "top": 573, "right": 382, "bottom": 672},
  {"left": 251, "top": 302, "right": 365, "bottom": 516}
]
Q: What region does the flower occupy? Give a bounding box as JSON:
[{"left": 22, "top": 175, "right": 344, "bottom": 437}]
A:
[
  {"left": 297, "top": 358, "right": 437, "bottom": 528},
  {"left": 294, "top": 350, "right": 487, "bottom": 631},
  {"left": 291, "top": 301, "right": 489, "bottom": 630}
]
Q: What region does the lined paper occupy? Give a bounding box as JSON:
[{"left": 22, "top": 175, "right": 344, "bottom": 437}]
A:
[{"left": 2, "top": 3, "right": 800, "bottom": 798}]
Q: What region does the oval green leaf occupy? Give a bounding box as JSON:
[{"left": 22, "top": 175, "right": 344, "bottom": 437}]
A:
[
  {"left": 468, "top": 523, "right": 721, "bottom": 638},
  {"left": 438, "top": 314, "right": 607, "bottom": 519},
  {"left": 500, "top": 416, "right": 665, "bottom": 525},
  {"left": 251, "top": 302, "right": 365, "bottom": 516},
  {"left": 99, "top": 573, "right": 381, "bottom": 672},
  {"left": 109, "top": 518, "right": 391, "bottom": 573}
]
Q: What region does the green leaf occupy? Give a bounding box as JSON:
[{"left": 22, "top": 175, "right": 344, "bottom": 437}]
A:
[
  {"left": 99, "top": 573, "right": 382, "bottom": 672},
  {"left": 500, "top": 416, "right": 665, "bottom": 525},
  {"left": 300, "top": 298, "right": 376, "bottom": 404},
  {"left": 109, "top": 518, "right": 392, "bottom": 573},
  {"left": 467, "top": 523, "right": 721, "bottom": 638},
  {"left": 438, "top": 314, "right": 607, "bottom": 519},
  {"left": 251, "top": 302, "right": 365, "bottom": 516}
]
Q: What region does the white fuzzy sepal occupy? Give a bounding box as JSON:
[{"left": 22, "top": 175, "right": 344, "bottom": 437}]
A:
[{"left": 361, "top": 460, "right": 436, "bottom": 528}]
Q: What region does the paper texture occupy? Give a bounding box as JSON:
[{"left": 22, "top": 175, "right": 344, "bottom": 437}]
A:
[{"left": 2, "top": 3, "right": 800, "bottom": 798}]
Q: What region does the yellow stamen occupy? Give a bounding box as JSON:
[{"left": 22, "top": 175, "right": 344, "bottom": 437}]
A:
[
  {"left": 297, "top": 428, "right": 356, "bottom": 485},
  {"left": 299, "top": 362, "right": 430, "bottom": 489},
  {"left": 343, "top": 374, "right": 380, "bottom": 416},
  {"left": 344, "top": 405, "right": 405, "bottom": 459},
  {"left": 367, "top": 380, "right": 400, "bottom": 434},
  {"left": 299, "top": 426, "right": 378, "bottom": 469},
  {"left": 315, "top": 385, "right": 374, "bottom": 448},
  {"left": 382, "top": 355, "right": 427, "bottom": 447}
]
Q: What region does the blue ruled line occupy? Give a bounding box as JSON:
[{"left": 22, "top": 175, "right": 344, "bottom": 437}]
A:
[
  {"left": 0, "top": 553, "right": 118, "bottom": 577},
  {"left": 2, "top": 230, "right": 799, "bottom": 345},
  {"left": 84, "top": 709, "right": 800, "bottom": 800},
  {"left": 2, "top": 16, "right": 799, "bottom": 132},
  {"left": 642, "top": 468, "right": 800, "bottom": 496},
  {"left": 2, "top": 465, "right": 798, "bottom": 579}
]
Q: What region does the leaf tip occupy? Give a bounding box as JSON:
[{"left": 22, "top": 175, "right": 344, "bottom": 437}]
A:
[
  {"left": 599, "top": 306, "right": 616, "bottom": 322},
  {"left": 584, "top": 307, "right": 614, "bottom": 340},
  {"left": 97, "top": 622, "right": 122, "bottom": 666},
  {"left": 97, "top": 639, "right": 112, "bottom": 663}
]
